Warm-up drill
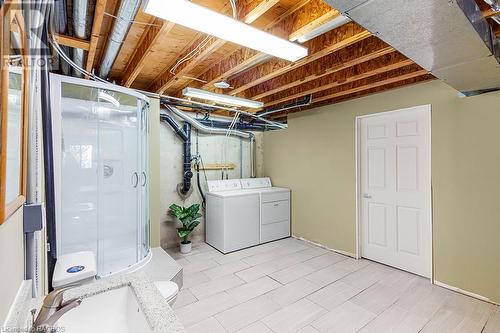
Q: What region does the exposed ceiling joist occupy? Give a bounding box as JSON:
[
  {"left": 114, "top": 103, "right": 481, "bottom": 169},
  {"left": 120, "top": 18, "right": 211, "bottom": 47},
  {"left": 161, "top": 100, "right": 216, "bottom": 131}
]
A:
[
  {"left": 54, "top": 34, "right": 90, "bottom": 50},
  {"left": 243, "top": 0, "right": 281, "bottom": 24},
  {"left": 85, "top": 0, "right": 107, "bottom": 76},
  {"left": 121, "top": 20, "right": 175, "bottom": 87},
  {"left": 314, "top": 68, "right": 429, "bottom": 104},
  {"left": 181, "top": 0, "right": 348, "bottom": 94},
  {"left": 263, "top": 57, "right": 414, "bottom": 108},
  {"left": 288, "top": 9, "right": 340, "bottom": 42},
  {"left": 148, "top": 0, "right": 278, "bottom": 94},
  {"left": 229, "top": 27, "right": 371, "bottom": 96},
  {"left": 250, "top": 44, "right": 394, "bottom": 100}
]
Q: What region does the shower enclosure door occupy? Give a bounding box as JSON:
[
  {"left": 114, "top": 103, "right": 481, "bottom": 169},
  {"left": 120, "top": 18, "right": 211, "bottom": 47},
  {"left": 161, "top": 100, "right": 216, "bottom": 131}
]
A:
[{"left": 51, "top": 74, "right": 149, "bottom": 277}]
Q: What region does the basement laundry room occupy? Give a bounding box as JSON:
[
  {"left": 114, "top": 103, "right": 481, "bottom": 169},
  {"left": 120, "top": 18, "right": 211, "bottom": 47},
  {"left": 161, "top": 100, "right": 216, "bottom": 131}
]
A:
[{"left": 1, "top": 0, "right": 500, "bottom": 332}]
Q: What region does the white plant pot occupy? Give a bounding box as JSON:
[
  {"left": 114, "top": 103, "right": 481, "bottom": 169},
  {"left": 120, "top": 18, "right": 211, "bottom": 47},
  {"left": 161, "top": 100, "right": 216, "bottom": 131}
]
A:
[{"left": 180, "top": 241, "right": 192, "bottom": 254}]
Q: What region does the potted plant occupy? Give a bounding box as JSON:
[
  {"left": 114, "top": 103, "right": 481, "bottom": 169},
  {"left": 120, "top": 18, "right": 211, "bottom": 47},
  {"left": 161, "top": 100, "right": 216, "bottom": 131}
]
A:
[{"left": 169, "top": 203, "right": 202, "bottom": 254}]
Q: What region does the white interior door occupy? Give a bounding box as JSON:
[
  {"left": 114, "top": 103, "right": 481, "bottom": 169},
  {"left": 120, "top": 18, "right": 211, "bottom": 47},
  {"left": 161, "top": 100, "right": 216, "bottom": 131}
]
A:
[{"left": 359, "top": 105, "right": 431, "bottom": 278}]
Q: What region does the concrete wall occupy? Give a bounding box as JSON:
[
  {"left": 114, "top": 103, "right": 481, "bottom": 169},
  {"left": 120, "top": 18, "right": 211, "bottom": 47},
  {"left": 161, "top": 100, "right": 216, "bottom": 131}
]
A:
[
  {"left": 160, "top": 119, "right": 264, "bottom": 249},
  {"left": 263, "top": 80, "right": 500, "bottom": 303},
  {"left": 0, "top": 207, "right": 24, "bottom": 325}
]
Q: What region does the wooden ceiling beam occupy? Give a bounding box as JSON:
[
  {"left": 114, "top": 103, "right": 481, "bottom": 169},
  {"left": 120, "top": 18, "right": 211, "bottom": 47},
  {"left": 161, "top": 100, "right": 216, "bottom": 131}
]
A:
[
  {"left": 53, "top": 34, "right": 90, "bottom": 51},
  {"left": 85, "top": 0, "right": 107, "bottom": 76},
  {"left": 269, "top": 74, "right": 434, "bottom": 120},
  {"left": 173, "top": 0, "right": 334, "bottom": 94},
  {"left": 228, "top": 26, "right": 371, "bottom": 96},
  {"left": 243, "top": 0, "right": 281, "bottom": 24},
  {"left": 288, "top": 9, "right": 340, "bottom": 42},
  {"left": 149, "top": 0, "right": 278, "bottom": 94},
  {"left": 121, "top": 19, "right": 175, "bottom": 87},
  {"left": 263, "top": 58, "right": 414, "bottom": 108},
  {"left": 250, "top": 44, "right": 394, "bottom": 100},
  {"left": 483, "top": 7, "right": 499, "bottom": 18},
  {"left": 313, "top": 68, "right": 429, "bottom": 104}
]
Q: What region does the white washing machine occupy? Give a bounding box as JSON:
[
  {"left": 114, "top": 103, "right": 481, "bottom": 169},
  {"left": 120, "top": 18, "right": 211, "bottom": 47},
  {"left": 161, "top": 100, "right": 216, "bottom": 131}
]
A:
[
  {"left": 206, "top": 178, "right": 291, "bottom": 253},
  {"left": 205, "top": 180, "right": 261, "bottom": 253}
]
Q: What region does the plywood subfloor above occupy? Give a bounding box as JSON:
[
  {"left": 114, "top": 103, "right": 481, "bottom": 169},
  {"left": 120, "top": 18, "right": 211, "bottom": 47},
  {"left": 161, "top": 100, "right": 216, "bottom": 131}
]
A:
[{"left": 69, "top": 0, "right": 433, "bottom": 120}]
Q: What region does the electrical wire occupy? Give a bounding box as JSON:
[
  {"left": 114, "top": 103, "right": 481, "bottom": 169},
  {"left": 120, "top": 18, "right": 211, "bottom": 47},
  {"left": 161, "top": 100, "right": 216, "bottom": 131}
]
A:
[
  {"left": 169, "top": 0, "right": 238, "bottom": 76},
  {"left": 103, "top": 12, "right": 162, "bottom": 27}
]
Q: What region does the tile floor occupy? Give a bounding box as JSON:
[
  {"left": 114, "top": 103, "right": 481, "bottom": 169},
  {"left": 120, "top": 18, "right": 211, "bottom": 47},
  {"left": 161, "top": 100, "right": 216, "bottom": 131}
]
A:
[{"left": 166, "top": 238, "right": 500, "bottom": 333}]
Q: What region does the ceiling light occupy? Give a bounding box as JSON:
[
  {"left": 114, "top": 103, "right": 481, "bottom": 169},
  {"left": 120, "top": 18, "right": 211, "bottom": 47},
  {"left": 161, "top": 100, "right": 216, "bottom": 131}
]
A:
[
  {"left": 183, "top": 87, "right": 264, "bottom": 109},
  {"left": 143, "top": 0, "right": 308, "bottom": 62},
  {"left": 214, "top": 81, "right": 231, "bottom": 89},
  {"left": 297, "top": 15, "right": 352, "bottom": 43}
]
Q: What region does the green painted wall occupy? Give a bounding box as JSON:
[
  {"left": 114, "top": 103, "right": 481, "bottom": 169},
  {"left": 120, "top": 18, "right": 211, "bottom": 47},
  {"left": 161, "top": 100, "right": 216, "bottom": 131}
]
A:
[{"left": 263, "top": 80, "right": 500, "bottom": 303}]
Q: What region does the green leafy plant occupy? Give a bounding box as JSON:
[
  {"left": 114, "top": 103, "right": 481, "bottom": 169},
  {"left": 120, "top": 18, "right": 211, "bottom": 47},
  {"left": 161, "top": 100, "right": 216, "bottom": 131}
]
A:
[{"left": 169, "top": 203, "right": 202, "bottom": 244}]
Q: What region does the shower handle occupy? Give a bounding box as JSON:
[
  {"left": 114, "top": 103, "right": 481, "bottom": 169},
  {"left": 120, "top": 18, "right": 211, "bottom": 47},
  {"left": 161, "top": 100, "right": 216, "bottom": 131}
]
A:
[
  {"left": 141, "top": 172, "right": 147, "bottom": 187},
  {"left": 132, "top": 172, "right": 139, "bottom": 188}
]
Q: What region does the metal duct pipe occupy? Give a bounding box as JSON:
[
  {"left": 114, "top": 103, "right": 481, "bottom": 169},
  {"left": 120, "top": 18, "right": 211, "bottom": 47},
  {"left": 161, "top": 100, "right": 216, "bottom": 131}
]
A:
[
  {"left": 197, "top": 118, "right": 273, "bottom": 131},
  {"left": 54, "top": 0, "right": 70, "bottom": 75},
  {"left": 98, "top": 0, "right": 141, "bottom": 78},
  {"left": 163, "top": 105, "right": 253, "bottom": 139},
  {"left": 72, "top": 0, "right": 93, "bottom": 77}
]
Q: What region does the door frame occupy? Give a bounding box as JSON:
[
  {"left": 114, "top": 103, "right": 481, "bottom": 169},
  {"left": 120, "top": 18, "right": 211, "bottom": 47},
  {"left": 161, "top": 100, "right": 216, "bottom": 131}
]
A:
[{"left": 354, "top": 105, "right": 433, "bottom": 281}]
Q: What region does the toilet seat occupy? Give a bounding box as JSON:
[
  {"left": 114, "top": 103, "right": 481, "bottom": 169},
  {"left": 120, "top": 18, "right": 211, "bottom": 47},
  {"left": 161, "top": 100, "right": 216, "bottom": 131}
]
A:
[{"left": 154, "top": 281, "right": 179, "bottom": 304}]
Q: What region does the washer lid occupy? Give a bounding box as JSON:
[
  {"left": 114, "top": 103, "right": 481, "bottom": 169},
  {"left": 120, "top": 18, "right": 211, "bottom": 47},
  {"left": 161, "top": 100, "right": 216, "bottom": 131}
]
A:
[
  {"left": 53, "top": 251, "right": 96, "bottom": 288},
  {"left": 154, "top": 281, "right": 179, "bottom": 300}
]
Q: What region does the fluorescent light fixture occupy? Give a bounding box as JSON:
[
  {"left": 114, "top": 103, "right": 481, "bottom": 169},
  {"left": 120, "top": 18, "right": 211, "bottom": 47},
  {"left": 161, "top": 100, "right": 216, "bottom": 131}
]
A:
[
  {"left": 183, "top": 87, "right": 264, "bottom": 109},
  {"left": 143, "top": 0, "right": 308, "bottom": 62},
  {"left": 297, "top": 16, "right": 352, "bottom": 43}
]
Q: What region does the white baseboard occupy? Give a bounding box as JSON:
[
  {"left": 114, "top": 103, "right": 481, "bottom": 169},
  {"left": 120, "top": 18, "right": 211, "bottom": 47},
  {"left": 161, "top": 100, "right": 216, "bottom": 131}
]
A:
[
  {"left": 433, "top": 280, "right": 499, "bottom": 305},
  {"left": 292, "top": 235, "right": 358, "bottom": 259}
]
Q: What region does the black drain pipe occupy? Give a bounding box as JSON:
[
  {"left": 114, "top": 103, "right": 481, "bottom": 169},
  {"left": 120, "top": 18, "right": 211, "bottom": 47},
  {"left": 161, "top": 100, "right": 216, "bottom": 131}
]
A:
[
  {"left": 182, "top": 123, "right": 193, "bottom": 195},
  {"left": 160, "top": 114, "right": 193, "bottom": 196}
]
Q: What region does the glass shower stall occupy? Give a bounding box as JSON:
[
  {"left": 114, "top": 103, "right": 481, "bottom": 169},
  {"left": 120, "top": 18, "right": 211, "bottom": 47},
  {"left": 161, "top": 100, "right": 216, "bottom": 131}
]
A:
[{"left": 50, "top": 74, "right": 150, "bottom": 276}]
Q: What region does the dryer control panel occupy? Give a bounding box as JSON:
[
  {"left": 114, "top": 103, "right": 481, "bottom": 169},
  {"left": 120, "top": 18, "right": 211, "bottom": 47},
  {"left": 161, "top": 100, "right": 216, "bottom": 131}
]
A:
[{"left": 241, "top": 177, "right": 272, "bottom": 189}]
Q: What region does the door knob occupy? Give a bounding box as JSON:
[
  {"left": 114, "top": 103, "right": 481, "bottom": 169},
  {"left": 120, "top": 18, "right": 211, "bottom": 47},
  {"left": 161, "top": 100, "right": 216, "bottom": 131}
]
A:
[{"left": 363, "top": 193, "right": 372, "bottom": 199}]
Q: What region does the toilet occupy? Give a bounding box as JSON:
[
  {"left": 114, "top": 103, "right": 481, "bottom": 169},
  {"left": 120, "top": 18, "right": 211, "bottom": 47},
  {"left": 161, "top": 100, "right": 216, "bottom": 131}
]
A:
[
  {"left": 52, "top": 251, "right": 97, "bottom": 288},
  {"left": 153, "top": 281, "right": 179, "bottom": 306}
]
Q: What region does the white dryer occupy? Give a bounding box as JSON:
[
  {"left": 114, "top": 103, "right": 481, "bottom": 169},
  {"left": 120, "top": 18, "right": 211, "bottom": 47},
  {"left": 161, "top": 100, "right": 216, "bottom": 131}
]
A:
[
  {"left": 241, "top": 178, "right": 291, "bottom": 243},
  {"left": 205, "top": 180, "right": 260, "bottom": 253}
]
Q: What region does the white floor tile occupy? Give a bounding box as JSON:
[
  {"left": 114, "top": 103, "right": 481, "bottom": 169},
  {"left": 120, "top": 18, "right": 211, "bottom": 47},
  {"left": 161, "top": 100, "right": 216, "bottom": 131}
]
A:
[
  {"left": 262, "top": 299, "right": 326, "bottom": 333},
  {"left": 215, "top": 295, "right": 281, "bottom": 332},
  {"left": 182, "top": 271, "right": 211, "bottom": 289},
  {"left": 172, "top": 289, "right": 198, "bottom": 309},
  {"left": 227, "top": 276, "right": 282, "bottom": 303},
  {"left": 204, "top": 260, "right": 250, "bottom": 279},
  {"left": 307, "top": 281, "right": 362, "bottom": 310},
  {"left": 483, "top": 306, "right": 500, "bottom": 333},
  {"left": 267, "top": 278, "right": 321, "bottom": 307},
  {"left": 312, "top": 301, "right": 376, "bottom": 333},
  {"left": 175, "top": 291, "right": 238, "bottom": 328},
  {"left": 303, "top": 252, "right": 348, "bottom": 270},
  {"left": 235, "top": 321, "right": 272, "bottom": 333},
  {"left": 270, "top": 262, "right": 317, "bottom": 284},
  {"left": 190, "top": 274, "right": 245, "bottom": 299},
  {"left": 296, "top": 325, "right": 320, "bottom": 333},
  {"left": 187, "top": 317, "right": 227, "bottom": 333}
]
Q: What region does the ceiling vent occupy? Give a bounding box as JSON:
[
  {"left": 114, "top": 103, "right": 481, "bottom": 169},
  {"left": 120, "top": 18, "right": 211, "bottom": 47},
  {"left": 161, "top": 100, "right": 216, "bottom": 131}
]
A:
[{"left": 324, "top": 0, "right": 500, "bottom": 94}]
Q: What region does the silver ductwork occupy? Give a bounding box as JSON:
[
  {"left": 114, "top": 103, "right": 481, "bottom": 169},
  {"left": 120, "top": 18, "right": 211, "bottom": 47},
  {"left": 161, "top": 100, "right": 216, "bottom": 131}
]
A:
[
  {"left": 324, "top": 0, "right": 500, "bottom": 94},
  {"left": 54, "top": 0, "right": 70, "bottom": 75},
  {"left": 164, "top": 105, "right": 253, "bottom": 139},
  {"left": 72, "top": 0, "right": 93, "bottom": 77},
  {"left": 98, "top": 0, "right": 141, "bottom": 79}
]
